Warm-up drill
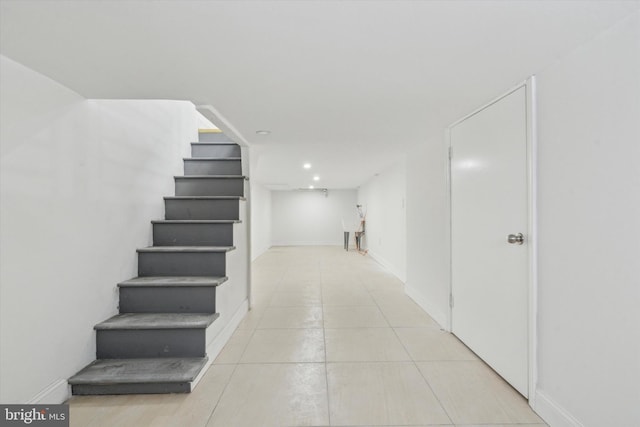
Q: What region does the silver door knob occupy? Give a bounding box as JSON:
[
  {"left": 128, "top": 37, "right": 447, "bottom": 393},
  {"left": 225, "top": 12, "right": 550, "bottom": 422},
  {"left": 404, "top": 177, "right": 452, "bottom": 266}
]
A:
[{"left": 507, "top": 233, "right": 524, "bottom": 245}]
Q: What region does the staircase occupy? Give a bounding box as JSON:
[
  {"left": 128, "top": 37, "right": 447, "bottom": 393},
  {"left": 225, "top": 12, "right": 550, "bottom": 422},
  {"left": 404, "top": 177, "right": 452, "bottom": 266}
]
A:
[{"left": 69, "top": 131, "right": 245, "bottom": 395}]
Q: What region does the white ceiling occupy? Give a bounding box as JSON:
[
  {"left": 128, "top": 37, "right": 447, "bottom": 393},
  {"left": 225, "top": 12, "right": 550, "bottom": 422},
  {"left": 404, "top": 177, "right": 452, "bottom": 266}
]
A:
[{"left": 1, "top": 1, "right": 638, "bottom": 189}]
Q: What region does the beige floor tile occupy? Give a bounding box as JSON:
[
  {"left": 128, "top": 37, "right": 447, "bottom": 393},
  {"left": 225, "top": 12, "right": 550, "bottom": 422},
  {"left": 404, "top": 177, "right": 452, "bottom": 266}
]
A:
[
  {"left": 258, "top": 306, "right": 323, "bottom": 329},
  {"left": 236, "top": 306, "right": 266, "bottom": 330},
  {"left": 214, "top": 328, "right": 254, "bottom": 364},
  {"left": 394, "top": 328, "right": 478, "bottom": 361},
  {"left": 240, "top": 328, "right": 325, "bottom": 363},
  {"left": 206, "top": 363, "right": 329, "bottom": 427},
  {"left": 323, "top": 305, "right": 389, "bottom": 328},
  {"left": 69, "top": 365, "right": 235, "bottom": 427},
  {"left": 417, "top": 361, "right": 544, "bottom": 425},
  {"left": 325, "top": 328, "right": 411, "bottom": 362},
  {"left": 457, "top": 424, "right": 546, "bottom": 427},
  {"left": 269, "top": 290, "right": 322, "bottom": 306},
  {"left": 377, "top": 302, "right": 440, "bottom": 327},
  {"left": 322, "top": 287, "right": 376, "bottom": 306},
  {"left": 327, "top": 362, "right": 451, "bottom": 426}
]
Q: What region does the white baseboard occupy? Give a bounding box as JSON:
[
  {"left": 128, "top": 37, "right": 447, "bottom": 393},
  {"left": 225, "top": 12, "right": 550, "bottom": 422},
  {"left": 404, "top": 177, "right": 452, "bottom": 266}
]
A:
[
  {"left": 535, "top": 390, "right": 584, "bottom": 427},
  {"left": 404, "top": 283, "right": 448, "bottom": 330},
  {"left": 28, "top": 379, "right": 70, "bottom": 404},
  {"left": 367, "top": 250, "right": 406, "bottom": 283},
  {"left": 192, "top": 299, "right": 248, "bottom": 390}
]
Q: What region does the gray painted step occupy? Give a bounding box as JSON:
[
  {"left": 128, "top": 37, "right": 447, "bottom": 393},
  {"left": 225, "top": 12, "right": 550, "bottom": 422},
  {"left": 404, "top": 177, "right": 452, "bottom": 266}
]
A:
[
  {"left": 164, "top": 196, "right": 244, "bottom": 220},
  {"left": 175, "top": 175, "right": 245, "bottom": 197},
  {"left": 184, "top": 158, "right": 242, "bottom": 175},
  {"left": 191, "top": 142, "right": 241, "bottom": 158},
  {"left": 69, "top": 357, "right": 207, "bottom": 395},
  {"left": 95, "top": 313, "right": 218, "bottom": 359},
  {"left": 118, "top": 276, "right": 226, "bottom": 314},
  {"left": 152, "top": 220, "right": 238, "bottom": 247},
  {"left": 137, "top": 246, "right": 234, "bottom": 277},
  {"left": 198, "top": 132, "right": 233, "bottom": 143}
]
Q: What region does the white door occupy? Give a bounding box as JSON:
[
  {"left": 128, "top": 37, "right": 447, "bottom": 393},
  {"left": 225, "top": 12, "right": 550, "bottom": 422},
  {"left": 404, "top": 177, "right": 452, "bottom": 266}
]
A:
[{"left": 450, "top": 86, "right": 529, "bottom": 397}]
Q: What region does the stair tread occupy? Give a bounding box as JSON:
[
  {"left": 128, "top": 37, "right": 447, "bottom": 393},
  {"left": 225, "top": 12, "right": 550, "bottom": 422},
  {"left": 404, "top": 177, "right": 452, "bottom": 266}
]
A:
[
  {"left": 191, "top": 142, "right": 238, "bottom": 145},
  {"left": 151, "top": 220, "right": 240, "bottom": 224},
  {"left": 174, "top": 175, "right": 246, "bottom": 179},
  {"left": 69, "top": 357, "right": 207, "bottom": 385},
  {"left": 184, "top": 157, "right": 241, "bottom": 161},
  {"left": 164, "top": 196, "right": 246, "bottom": 200},
  {"left": 118, "top": 276, "right": 228, "bottom": 287},
  {"left": 137, "top": 246, "right": 235, "bottom": 253},
  {"left": 95, "top": 313, "right": 219, "bottom": 330}
]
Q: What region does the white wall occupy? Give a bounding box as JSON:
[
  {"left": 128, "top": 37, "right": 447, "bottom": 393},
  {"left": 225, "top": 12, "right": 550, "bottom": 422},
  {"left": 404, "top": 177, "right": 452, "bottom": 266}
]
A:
[
  {"left": 0, "top": 55, "right": 199, "bottom": 403},
  {"left": 250, "top": 182, "right": 272, "bottom": 260},
  {"left": 357, "top": 160, "right": 407, "bottom": 281},
  {"left": 405, "top": 139, "right": 451, "bottom": 328},
  {"left": 403, "top": 11, "right": 640, "bottom": 426},
  {"left": 534, "top": 12, "right": 640, "bottom": 427},
  {"left": 271, "top": 190, "right": 357, "bottom": 246}
]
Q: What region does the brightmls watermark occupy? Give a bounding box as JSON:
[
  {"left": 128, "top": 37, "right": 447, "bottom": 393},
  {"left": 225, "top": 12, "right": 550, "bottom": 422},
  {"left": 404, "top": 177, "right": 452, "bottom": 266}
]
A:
[{"left": 0, "top": 405, "right": 68, "bottom": 426}]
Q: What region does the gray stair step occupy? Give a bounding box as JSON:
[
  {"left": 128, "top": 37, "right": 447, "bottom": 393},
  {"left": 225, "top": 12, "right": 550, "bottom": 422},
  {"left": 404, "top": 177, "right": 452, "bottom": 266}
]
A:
[
  {"left": 137, "top": 246, "right": 234, "bottom": 277},
  {"left": 69, "top": 357, "right": 207, "bottom": 395},
  {"left": 118, "top": 276, "right": 228, "bottom": 287},
  {"left": 164, "top": 196, "right": 244, "bottom": 220},
  {"left": 175, "top": 176, "right": 245, "bottom": 197},
  {"left": 184, "top": 158, "right": 242, "bottom": 175},
  {"left": 95, "top": 313, "right": 217, "bottom": 330},
  {"left": 191, "top": 142, "right": 240, "bottom": 157},
  {"left": 118, "top": 277, "right": 223, "bottom": 314},
  {"left": 152, "top": 221, "right": 237, "bottom": 246},
  {"left": 198, "top": 132, "right": 234, "bottom": 143},
  {"left": 95, "top": 313, "right": 219, "bottom": 359}
]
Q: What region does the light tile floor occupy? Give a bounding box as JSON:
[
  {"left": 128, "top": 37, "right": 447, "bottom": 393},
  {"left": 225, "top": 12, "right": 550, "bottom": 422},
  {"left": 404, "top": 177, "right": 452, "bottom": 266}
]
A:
[{"left": 68, "top": 246, "right": 546, "bottom": 427}]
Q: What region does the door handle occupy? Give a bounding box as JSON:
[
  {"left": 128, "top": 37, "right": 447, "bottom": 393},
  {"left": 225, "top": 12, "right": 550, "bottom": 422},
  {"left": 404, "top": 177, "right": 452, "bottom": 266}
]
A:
[{"left": 507, "top": 233, "right": 524, "bottom": 245}]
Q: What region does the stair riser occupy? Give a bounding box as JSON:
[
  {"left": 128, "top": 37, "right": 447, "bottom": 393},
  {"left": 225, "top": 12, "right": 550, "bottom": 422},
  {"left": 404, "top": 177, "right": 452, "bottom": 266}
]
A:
[
  {"left": 175, "top": 178, "right": 244, "bottom": 197},
  {"left": 72, "top": 382, "right": 191, "bottom": 395},
  {"left": 165, "top": 199, "right": 240, "bottom": 220},
  {"left": 119, "top": 287, "right": 216, "bottom": 314},
  {"left": 192, "top": 144, "right": 240, "bottom": 158},
  {"left": 96, "top": 329, "right": 205, "bottom": 358},
  {"left": 198, "top": 133, "right": 233, "bottom": 143},
  {"left": 138, "top": 252, "right": 226, "bottom": 277},
  {"left": 184, "top": 159, "right": 241, "bottom": 175},
  {"left": 153, "top": 223, "right": 233, "bottom": 246}
]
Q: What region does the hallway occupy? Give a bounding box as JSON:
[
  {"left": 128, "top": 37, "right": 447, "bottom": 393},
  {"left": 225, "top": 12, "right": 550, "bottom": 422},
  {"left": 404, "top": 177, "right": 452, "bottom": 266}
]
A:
[{"left": 68, "top": 246, "right": 545, "bottom": 426}]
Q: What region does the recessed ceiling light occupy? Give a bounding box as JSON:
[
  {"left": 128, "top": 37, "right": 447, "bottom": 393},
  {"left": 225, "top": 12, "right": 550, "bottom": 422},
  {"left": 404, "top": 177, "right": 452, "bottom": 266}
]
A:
[
  {"left": 303, "top": 163, "right": 312, "bottom": 169},
  {"left": 313, "top": 176, "right": 320, "bottom": 181},
  {"left": 255, "top": 130, "right": 271, "bottom": 135},
  {"left": 309, "top": 185, "right": 314, "bottom": 189}
]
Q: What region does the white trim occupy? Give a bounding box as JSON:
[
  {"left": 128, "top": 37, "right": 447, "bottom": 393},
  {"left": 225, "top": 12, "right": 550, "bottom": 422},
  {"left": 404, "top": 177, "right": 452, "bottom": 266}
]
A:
[
  {"left": 28, "top": 379, "right": 69, "bottom": 404},
  {"left": 192, "top": 298, "right": 248, "bottom": 391},
  {"left": 367, "top": 249, "right": 406, "bottom": 283},
  {"left": 405, "top": 283, "right": 448, "bottom": 330},
  {"left": 445, "top": 78, "right": 537, "bottom": 403},
  {"left": 526, "top": 75, "right": 539, "bottom": 406},
  {"left": 535, "top": 390, "right": 585, "bottom": 427}
]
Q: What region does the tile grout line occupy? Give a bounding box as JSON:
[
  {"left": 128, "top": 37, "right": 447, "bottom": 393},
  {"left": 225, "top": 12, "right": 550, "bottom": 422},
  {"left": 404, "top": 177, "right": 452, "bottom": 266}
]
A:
[{"left": 367, "top": 276, "right": 456, "bottom": 426}]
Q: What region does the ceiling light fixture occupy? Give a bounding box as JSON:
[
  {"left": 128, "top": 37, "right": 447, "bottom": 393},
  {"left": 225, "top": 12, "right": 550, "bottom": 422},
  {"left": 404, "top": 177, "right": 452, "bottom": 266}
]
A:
[
  {"left": 255, "top": 130, "right": 271, "bottom": 135},
  {"left": 303, "top": 163, "right": 312, "bottom": 169},
  {"left": 313, "top": 176, "right": 320, "bottom": 181},
  {"left": 309, "top": 185, "right": 314, "bottom": 189}
]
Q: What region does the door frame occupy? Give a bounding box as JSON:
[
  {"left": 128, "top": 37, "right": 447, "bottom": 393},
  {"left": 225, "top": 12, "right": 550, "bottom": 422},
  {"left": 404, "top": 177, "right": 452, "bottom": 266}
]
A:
[{"left": 444, "top": 77, "right": 538, "bottom": 405}]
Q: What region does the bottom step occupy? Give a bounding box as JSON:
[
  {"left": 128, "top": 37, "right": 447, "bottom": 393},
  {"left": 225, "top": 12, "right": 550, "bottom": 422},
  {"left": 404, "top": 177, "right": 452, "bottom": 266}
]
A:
[{"left": 69, "top": 357, "right": 208, "bottom": 395}]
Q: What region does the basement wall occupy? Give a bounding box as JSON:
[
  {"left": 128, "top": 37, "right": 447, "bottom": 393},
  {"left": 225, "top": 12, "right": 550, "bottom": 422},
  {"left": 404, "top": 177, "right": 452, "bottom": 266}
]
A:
[
  {"left": 250, "top": 183, "right": 272, "bottom": 260},
  {"left": 357, "top": 159, "right": 407, "bottom": 282},
  {"left": 271, "top": 189, "right": 357, "bottom": 246},
  {"left": 404, "top": 11, "right": 639, "bottom": 426},
  {"left": 0, "top": 55, "right": 200, "bottom": 403}
]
